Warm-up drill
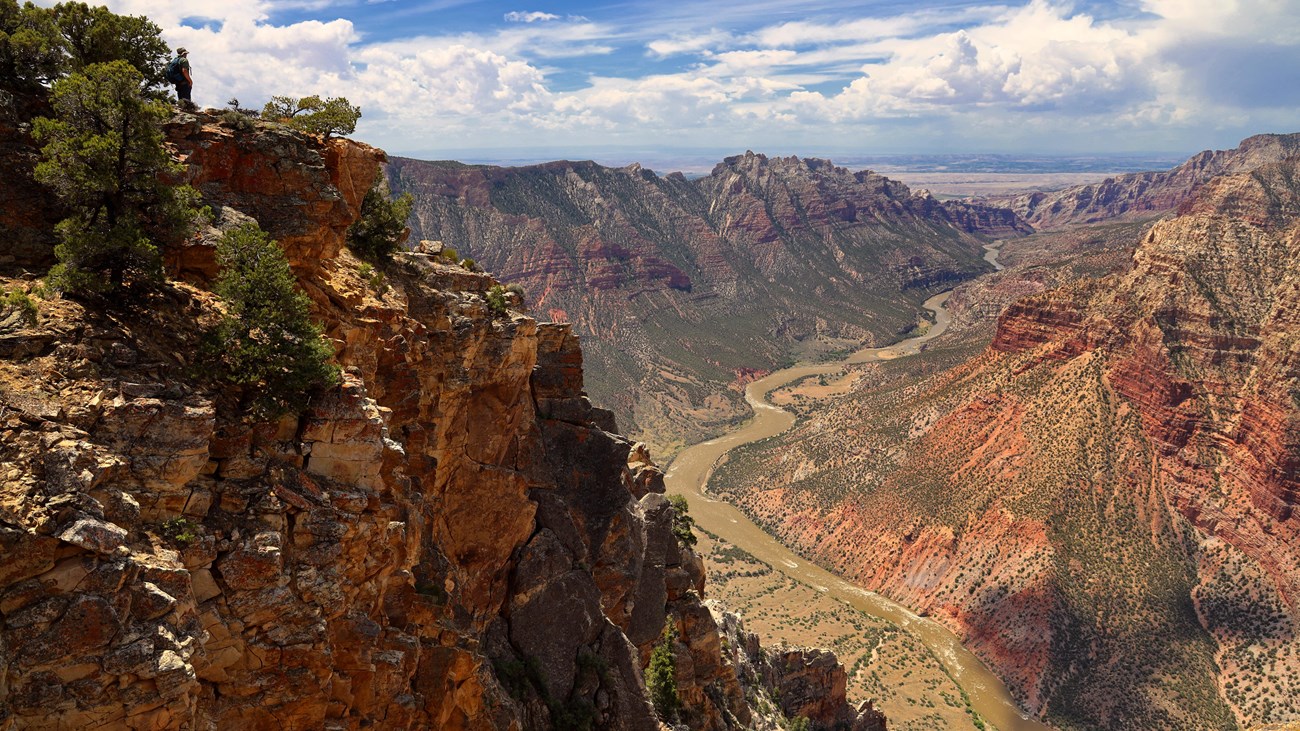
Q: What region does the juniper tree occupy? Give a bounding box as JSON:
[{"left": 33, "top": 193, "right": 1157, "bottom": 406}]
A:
[
  {"left": 0, "top": 0, "right": 63, "bottom": 90},
  {"left": 645, "top": 622, "right": 681, "bottom": 722},
  {"left": 261, "top": 94, "right": 360, "bottom": 138},
  {"left": 0, "top": 1, "right": 170, "bottom": 92},
  {"left": 667, "top": 493, "right": 698, "bottom": 547},
  {"left": 50, "top": 1, "right": 169, "bottom": 87},
  {"left": 34, "top": 60, "right": 196, "bottom": 292}
]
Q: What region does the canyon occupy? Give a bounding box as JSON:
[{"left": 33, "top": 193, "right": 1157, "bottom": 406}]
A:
[
  {"left": 708, "top": 144, "right": 1300, "bottom": 730},
  {"left": 0, "top": 109, "right": 883, "bottom": 730},
  {"left": 387, "top": 152, "right": 1030, "bottom": 453},
  {"left": 1, "top": 27, "right": 1297, "bottom": 727}
]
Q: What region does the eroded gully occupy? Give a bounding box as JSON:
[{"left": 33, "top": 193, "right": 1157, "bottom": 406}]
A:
[{"left": 664, "top": 240, "right": 1053, "bottom": 731}]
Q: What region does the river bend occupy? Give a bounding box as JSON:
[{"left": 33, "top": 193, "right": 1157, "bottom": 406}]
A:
[{"left": 665, "top": 276, "right": 1052, "bottom": 731}]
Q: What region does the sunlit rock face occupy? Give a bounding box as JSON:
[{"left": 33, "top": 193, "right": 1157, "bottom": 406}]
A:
[{"left": 0, "top": 112, "right": 873, "bottom": 731}]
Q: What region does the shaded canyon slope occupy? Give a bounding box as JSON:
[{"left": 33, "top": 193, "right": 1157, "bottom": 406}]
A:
[
  {"left": 997, "top": 132, "right": 1300, "bottom": 230},
  {"left": 0, "top": 113, "right": 883, "bottom": 731},
  {"left": 711, "top": 154, "right": 1300, "bottom": 730},
  {"left": 387, "top": 152, "right": 1029, "bottom": 451}
]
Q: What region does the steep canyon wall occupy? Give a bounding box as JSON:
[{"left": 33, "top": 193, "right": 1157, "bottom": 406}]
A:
[{"left": 0, "top": 113, "right": 881, "bottom": 731}]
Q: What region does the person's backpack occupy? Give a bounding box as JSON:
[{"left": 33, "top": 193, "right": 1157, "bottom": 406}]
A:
[{"left": 165, "top": 57, "right": 186, "bottom": 84}]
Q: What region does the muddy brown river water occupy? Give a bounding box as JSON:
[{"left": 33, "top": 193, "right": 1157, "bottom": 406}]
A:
[{"left": 665, "top": 284, "right": 1053, "bottom": 731}]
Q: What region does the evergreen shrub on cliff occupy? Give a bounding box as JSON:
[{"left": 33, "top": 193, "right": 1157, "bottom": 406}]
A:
[
  {"left": 209, "top": 223, "right": 339, "bottom": 417},
  {"left": 505, "top": 282, "right": 526, "bottom": 310},
  {"left": 646, "top": 622, "right": 681, "bottom": 722},
  {"left": 347, "top": 172, "right": 413, "bottom": 263},
  {"left": 1, "top": 287, "right": 37, "bottom": 328},
  {"left": 485, "top": 284, "right": 509, "bottom": 316},
  {"left": 667, "top": 493, "right": 698, "bottom": 547},
  {"left": 34, "top": 60, "right": 198, "bottom": 293}
]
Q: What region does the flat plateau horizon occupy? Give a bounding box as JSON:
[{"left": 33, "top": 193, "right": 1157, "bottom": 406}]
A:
[
  {"left": 392, "top": 149, "right": 1193, "bottom": 197},
  {"left": 398, "top": 148, "right": 1190, "bottom": 173}
]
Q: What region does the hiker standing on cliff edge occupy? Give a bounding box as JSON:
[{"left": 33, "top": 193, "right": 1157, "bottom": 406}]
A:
[{"left": 167, "top": 48, "right": 194, "bottom": 110}]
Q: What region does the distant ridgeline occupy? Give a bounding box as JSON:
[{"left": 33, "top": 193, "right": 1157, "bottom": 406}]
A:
[
  {"left": 388, "top": 151, "right": 1032, "bottom": 452},
  {"left": 995, "top": 133, "right": 1300, "bottom": 229},
  {"left": 821, "top": 152, "right": 1191, "bottom": 174}
]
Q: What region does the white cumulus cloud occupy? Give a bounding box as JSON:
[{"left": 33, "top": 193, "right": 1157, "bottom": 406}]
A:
[
  {"left": 504, "top": 11, "right": 560, "bottom": 24},
  {"left": 44, "top": 0, "right": 1300, "bottom": 156}
]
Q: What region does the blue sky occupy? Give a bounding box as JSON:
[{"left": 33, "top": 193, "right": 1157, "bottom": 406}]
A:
[{"left": 99, "top": 0, "right": 1300, "bottom": 162}]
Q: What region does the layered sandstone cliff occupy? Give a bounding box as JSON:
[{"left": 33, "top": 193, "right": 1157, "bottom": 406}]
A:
[
  {"left": 0, "top": 113, "right": 881, "bottom": 730},
  {"left": 712, "top": 154, "right": 1300, "bottom": 729},
  {"left": 388, "top": 152, "right": 1028, "bottom": 452}
]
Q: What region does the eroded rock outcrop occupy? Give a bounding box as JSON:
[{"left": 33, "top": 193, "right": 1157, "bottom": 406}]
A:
[
  {"left": 0, "top": 112, "right": 872, "bottom": 730},
  {"left": 714, "top": 609, "right": 886, "bottom": 731}
]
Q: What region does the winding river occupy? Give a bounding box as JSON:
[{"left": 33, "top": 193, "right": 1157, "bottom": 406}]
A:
[{"left": 664, "top": 245, "right": 1051, "bottom": 731}]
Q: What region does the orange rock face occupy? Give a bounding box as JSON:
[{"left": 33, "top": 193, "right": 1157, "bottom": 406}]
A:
[
  {"left": 166, "top": 116, "right": 383, "bottom": 270},
  {"left": 0, "top": 113, "right": 871, "bottom": 731}
]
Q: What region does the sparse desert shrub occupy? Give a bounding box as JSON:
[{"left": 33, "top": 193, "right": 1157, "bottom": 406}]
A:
[
  {"left": 486, "top": 284, "right": 509, "bottom": 316},
  {"left": 1, "top": 288, "right": 38, "bottom": 327},
  {"left": 357, "top": 262, "right": 388, "bottom": 296},
  {"left": 505, "top": 282, "right": 526, "bottom": 306},
  {"left": 218, "top": 108, "right": 254, "bottom": 132},
  {"left": 161, "top": 517, "right": 197, "bottom": 546},
  {"left": 207, "top": 222, "right": 339, "bottom": 417}
]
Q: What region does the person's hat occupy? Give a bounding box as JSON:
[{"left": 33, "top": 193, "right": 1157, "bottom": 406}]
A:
[{"left": 177, "top": 48, "right": 188, "bottom": 55}]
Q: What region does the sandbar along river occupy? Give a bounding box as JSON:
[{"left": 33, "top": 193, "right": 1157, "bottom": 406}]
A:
[{"left": 665, "top": 283, "right": 1052, "bottom": 731}]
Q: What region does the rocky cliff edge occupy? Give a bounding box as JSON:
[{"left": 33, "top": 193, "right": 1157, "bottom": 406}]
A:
[{"left": 0, "top": 111, "right": 882, "bottom": 731}]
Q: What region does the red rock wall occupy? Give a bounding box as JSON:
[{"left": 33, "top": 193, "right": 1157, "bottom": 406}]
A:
[{"left": 711, "top": 158, "right": 1300, "bottom": 729}]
